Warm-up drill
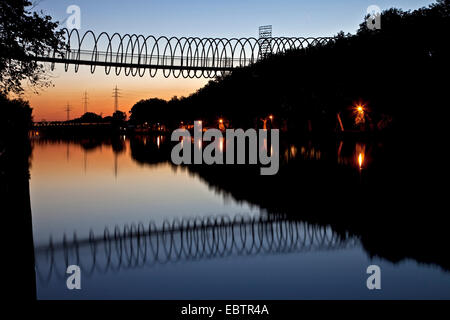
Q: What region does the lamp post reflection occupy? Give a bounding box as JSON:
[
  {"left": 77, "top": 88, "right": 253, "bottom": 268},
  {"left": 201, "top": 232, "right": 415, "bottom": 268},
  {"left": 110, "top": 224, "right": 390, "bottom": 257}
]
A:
[
  {"left": 356, "top": 143, "right": 366, "bottom": 170},
  {"left": 219, "top": 137, "right": 224, "bottom": 153}
]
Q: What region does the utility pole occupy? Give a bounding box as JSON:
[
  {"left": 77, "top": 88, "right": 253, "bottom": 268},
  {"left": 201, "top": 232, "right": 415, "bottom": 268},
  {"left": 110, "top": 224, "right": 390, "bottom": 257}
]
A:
[
  {"left": 112, "top": 86, "right": 121, "bottom": 113},
  {"left": 65, "top": 103, "right": 72, "bottom": 121},
  {"left": 82, "top": 91, "right": 88, "bottom": 114}
]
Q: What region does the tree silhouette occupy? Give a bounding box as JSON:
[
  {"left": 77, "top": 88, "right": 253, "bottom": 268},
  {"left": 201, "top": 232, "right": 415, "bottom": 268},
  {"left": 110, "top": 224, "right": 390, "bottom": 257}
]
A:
[
  {"left": 112, "top": 110, "right": 127, "bottom": 122},
  {"left": 0, "top": 0, "right": 64, "bottom": 95},
  {"left": 128, "top": 1, "right": 449, "bottom": 136},
  {"left": 72, "top": 112, "right": 103, "bottom": 123}
]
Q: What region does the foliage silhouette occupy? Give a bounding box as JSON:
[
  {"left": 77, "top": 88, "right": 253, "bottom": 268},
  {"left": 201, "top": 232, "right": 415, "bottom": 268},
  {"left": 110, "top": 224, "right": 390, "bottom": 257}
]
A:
[
  {"left": 0, "top": 0, "right": 64, "bottom": 95},
  {"left": 0, "top": 92, "right": 35, "bottom": 299},
  {"left": 129, "top": 1, "right": 449, "bottom": 136}
]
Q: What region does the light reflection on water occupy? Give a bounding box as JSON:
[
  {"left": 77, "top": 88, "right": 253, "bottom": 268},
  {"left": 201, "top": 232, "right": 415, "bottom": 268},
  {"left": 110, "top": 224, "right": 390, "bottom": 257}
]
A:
[
  {"left": 30, "top": 138, "right": 260, "bottom": 246},
  {"left": 285, "top": 140, "right": 367, "bottom": 170},
  {"left": 30, "top": 136, "right": 450, "bottom": 299}
]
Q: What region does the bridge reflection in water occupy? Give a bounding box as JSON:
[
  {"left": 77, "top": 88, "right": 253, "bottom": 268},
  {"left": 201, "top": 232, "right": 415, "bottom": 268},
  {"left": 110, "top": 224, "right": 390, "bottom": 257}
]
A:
[{"left": 34, "top": 215, "right": 359, "bottom": 283}]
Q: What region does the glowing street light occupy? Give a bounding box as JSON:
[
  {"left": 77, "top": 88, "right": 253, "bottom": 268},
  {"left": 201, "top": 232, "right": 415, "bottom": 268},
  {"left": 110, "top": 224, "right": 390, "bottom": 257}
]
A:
[{"left": 353, "top": 102, "right": 367, "bottom": 125}]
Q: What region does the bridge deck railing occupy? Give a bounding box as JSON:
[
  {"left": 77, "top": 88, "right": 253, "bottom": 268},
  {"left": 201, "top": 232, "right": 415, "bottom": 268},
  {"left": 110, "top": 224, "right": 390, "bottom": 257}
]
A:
[{"left": 35, "top": 49, "right": 254, "bottom": 69}]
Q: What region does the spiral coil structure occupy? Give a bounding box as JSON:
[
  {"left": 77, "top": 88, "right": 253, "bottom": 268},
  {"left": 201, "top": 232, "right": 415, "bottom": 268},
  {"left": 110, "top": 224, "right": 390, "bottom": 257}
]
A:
[
  {"left": 34, "top": 28, "right": 334, "bottom": 78},
  {"left": 34, "top": 215, "right": 358, "bottom": 283}
]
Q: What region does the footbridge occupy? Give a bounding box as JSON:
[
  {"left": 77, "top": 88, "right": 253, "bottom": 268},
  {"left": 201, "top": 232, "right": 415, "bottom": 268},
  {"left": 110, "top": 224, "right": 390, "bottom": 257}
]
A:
[{"left": 30, "top": 28, "right": 334, "bottom": 78}]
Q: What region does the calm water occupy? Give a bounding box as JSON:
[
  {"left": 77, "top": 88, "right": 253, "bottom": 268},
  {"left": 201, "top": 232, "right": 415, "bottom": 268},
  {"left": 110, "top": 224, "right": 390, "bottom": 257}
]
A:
[{"left": 30, "top": 136, "right": 450, "bottom": 299}]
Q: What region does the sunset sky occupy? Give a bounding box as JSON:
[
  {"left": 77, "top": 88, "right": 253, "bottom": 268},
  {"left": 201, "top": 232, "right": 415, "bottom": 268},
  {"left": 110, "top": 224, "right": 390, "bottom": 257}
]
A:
[{"left": 25, "top": 0, "right": 432, "bottom": 121}]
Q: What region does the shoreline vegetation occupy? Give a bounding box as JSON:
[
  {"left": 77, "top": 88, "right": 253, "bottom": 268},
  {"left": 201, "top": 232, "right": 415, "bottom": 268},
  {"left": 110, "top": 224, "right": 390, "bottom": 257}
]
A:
[
  {"left": 0, "top": 0, "right": 448, "bottom": 230},
  {"left": 1, "top": 0, "right": 448, "bottom": 193},
  {"left": 0, "top": 1, "right": 447, "bottom": 140},
  {"left": 25, "top": 1, "right": 448, "bottom": 140},
  {"left": 123, "top": 2, "right": 447, "bottom": 138}
]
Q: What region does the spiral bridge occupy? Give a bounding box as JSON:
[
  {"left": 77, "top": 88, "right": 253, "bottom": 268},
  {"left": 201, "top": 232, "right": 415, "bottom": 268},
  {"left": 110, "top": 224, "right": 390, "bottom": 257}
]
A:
[
  {"left": 34, "top": 215, "right": 359, "bottom": 283},
  {"left": 31, "top": 29, "right": 334, "bottom": 78}
]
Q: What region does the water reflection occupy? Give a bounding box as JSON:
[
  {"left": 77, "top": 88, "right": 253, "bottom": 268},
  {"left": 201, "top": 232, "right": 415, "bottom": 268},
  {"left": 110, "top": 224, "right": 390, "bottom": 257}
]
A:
[
  {"left": 29, "top": 135, "right": 450, "bottom": 299},
  {"left": 356, "top": 143, "right": 365, "bottom": 170},
  {"left": 298, "top": 144, "right": 321, "bottom": 161},
  {"left": 35, "top": 215, "right": 359, "bottom": 283},
  {"left": 282, "top": 140, "right": 369, "bottom": 171}
]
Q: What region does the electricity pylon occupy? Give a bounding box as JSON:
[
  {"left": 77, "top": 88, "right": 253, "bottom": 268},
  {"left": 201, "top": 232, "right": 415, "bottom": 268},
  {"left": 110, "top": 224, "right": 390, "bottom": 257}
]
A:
[
  {"left": 82, "top": 91, "right": 88, "bottom": 114},
  {"left": 112, "top": 86, "right": 122, "bottom": 113}
]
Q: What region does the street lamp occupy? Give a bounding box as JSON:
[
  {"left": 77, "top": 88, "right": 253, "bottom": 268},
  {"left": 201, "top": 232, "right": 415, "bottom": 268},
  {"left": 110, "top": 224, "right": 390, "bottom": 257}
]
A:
[{"left": 353, "top": 102, "right": 366, "bottom": 125}]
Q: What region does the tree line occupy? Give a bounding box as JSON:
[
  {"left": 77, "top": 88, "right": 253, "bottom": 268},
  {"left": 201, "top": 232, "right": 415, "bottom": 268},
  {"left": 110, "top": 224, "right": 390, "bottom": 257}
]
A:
[{"left": 128, "top": 1, "right": 449, "bottom": 135}]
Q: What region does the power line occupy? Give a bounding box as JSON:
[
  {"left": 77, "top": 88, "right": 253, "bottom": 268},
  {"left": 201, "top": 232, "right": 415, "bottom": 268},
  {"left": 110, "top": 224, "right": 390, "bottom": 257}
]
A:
[
  {"left": 82, "top": 91, "right": 88, "bottom": 114},
  {"left": 64, "top": 103, "right": 72, "bottom": 121},
  {"left": 112, "top": 85, "right": 122, "bottom": 113}
]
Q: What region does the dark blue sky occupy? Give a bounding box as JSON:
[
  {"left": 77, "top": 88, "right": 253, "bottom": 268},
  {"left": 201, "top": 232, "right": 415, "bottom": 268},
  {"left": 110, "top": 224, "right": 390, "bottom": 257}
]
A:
[{"left": 35, "top": 0, "right": 433, "bottom": 37}]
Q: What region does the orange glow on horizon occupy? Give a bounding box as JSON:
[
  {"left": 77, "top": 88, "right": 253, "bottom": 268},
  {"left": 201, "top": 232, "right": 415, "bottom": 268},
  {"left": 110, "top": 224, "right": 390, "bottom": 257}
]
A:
[{"left": 24, "top": 65, "right": 208, "bottom": 121}]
